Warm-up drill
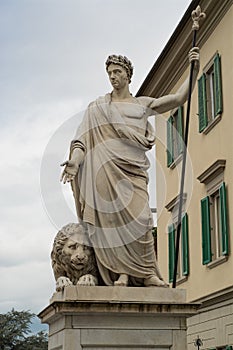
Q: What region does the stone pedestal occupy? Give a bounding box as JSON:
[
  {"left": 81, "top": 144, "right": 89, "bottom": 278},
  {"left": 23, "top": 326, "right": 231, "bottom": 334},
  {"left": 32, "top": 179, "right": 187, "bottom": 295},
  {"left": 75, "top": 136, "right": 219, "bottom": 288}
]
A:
[{"left": 38, "top": 286, "right": 199, "bottom": 350}]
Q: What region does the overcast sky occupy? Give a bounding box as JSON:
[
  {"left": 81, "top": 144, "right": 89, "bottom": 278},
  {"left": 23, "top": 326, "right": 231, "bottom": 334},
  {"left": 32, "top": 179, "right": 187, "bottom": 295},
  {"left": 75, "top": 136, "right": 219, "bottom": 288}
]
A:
[{"left": 0, "top": 0, "right": 192, "bottom": 322}]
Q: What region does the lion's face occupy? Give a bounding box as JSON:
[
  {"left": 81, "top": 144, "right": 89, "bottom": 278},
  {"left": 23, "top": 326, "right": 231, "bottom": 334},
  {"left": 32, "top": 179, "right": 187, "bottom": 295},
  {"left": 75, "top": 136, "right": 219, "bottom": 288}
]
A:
[
  {"left": 62, "top": 233, "right": 92, "bottom": 271},
  {"left": 51, "top": 223, "right": 98, "bottom": 285}
]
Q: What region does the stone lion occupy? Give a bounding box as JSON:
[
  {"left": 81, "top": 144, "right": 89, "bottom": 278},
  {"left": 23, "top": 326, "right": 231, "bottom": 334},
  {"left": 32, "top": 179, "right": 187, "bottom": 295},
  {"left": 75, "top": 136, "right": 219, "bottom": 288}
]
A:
[{"left": 51, "top": 223, "right": 99, "bottom": 291}]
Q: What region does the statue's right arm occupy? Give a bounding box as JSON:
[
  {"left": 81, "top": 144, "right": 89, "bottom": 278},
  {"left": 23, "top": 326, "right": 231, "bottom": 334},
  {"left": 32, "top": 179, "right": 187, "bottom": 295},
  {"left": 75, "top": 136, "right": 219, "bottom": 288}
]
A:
[{"left": 139, "top": 47, "right": 200, "bottom": 115}]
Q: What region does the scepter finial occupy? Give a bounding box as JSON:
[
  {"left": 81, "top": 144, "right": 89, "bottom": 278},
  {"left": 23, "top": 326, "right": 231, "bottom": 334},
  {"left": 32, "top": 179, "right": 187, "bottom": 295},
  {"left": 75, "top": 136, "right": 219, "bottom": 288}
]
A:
[{"left": 191, "top": 5, "right": 206, "bottom": 31}]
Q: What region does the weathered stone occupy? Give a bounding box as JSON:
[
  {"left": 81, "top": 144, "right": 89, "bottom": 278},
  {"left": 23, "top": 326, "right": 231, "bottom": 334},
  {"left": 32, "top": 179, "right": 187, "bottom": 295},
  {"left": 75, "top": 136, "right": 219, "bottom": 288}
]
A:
[
  {"left": 51, "top": 223, "right": 99, "bottom": 291},
  {"left": 39, "top": 286, "right": 199, "bottom": 350}
]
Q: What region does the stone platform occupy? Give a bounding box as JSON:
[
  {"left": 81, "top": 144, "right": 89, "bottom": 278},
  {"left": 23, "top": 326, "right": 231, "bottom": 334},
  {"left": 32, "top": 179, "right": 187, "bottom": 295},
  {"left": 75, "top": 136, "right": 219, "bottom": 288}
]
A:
[{"left": 38, "top": 286, "right": 199, "bottom": 350}]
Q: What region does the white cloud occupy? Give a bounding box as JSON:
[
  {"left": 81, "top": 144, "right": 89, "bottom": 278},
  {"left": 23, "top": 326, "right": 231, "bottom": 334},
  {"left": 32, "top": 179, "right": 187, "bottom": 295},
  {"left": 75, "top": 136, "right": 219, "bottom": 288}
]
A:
[
  {"left": 0, "top": 261, "right": 54, "bottom": 313},
  {"left": 0, "top": 100, "right": 82, "bottom": 313}
]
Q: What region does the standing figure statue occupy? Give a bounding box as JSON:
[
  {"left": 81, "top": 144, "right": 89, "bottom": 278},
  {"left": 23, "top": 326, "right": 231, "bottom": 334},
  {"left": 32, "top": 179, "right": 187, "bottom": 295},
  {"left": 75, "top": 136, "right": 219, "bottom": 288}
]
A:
[{"left": 61, "top": 49, "right": 199, "bottom": 287}]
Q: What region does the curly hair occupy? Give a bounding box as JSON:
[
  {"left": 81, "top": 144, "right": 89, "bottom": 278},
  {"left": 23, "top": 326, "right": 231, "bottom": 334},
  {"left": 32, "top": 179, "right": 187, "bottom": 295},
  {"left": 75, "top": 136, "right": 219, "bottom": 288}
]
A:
[
  {"left": 105, "top": 54, "right": 134, "bottom": 83},
  {"left": 51, "top": 223, "right": 98, "bottom": 285}
]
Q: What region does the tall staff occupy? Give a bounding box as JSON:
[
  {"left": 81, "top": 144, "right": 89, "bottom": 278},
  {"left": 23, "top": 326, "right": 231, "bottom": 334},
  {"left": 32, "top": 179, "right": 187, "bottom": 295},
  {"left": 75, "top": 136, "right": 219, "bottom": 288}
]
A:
[{"left": 172, "top": 5, "right": 206, "bottom": 289}]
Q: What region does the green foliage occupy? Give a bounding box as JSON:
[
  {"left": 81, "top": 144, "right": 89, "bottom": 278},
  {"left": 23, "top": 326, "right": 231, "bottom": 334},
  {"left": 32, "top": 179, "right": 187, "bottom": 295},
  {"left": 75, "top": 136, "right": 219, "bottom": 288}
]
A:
[{"left": 0, "top": 309, "right": 48, "bottom": 350}]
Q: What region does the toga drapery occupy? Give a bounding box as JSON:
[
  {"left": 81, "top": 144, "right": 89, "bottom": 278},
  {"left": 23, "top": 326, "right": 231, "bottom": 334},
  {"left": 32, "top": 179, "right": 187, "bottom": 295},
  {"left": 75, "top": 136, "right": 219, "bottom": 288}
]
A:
[{"left": 70, "top": 93, "right": 164, "bottom": 285}]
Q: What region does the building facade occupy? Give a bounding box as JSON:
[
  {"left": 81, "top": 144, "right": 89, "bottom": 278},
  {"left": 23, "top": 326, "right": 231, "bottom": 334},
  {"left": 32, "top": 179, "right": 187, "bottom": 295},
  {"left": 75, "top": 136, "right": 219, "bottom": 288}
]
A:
[{"left": 137, "top": 0, "right": 233, "bottom": 348}]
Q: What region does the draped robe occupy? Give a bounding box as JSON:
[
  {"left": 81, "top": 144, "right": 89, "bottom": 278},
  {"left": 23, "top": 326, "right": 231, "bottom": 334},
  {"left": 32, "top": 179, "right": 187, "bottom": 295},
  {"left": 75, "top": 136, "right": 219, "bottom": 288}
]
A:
[{"left": 70, "top": 93, "right": 164, "bottom": 285}]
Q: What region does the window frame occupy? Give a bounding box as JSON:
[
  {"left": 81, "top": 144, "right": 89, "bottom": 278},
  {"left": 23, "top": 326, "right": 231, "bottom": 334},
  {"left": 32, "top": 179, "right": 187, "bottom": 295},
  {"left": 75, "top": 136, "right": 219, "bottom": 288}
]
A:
[
  {"left": 209, "top": 189, "right": 222, "bottom": 261},
  {"left": 168, "top": 213, "right": 189, "bottom": 284},
  {"left": 166, "top": 106, "right": 184, "bottom": 168},
  {"left": 198, "top": 52, "right": 223, "bottom": 134},
  {"left": 166, "top": 194, "right": 189, "bottom": 284},
  {"left": 198, "top": 160, "right": 229, "bottom": 268}
]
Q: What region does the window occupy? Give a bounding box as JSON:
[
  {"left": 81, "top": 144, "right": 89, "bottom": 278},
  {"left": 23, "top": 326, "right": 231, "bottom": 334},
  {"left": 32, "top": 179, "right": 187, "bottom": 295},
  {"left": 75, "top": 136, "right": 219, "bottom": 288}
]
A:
[
  {"left": 168, "top": 213, "right": 189, "bottom": 283},
  {"left": 198, "top": 160, "right": 228, "bottom": 267},
  {"left": 167, "top": 106, "right": 183, "bottom": 167},
  {"left": 201, "top": 182, "right": 228, "bottom": 266},
  {"left": 198, "top": 53, "right": 223, "bottom": 133},
  {"left": 209, "top": 190, "right": 222, "bottom": 261},
  {"left": 206, "top": 64, "right": 216, "bottom": 121}
]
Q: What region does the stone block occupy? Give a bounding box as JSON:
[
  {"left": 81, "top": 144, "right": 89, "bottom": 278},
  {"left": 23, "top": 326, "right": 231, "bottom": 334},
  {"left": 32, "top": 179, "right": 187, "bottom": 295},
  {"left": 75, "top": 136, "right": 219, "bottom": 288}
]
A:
[{"left": 39, "top": 286, "right": 199, "bottom": 350}]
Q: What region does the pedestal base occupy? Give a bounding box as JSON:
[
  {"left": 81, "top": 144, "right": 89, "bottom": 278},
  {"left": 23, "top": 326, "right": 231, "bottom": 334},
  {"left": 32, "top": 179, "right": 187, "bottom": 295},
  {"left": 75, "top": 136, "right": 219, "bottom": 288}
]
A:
[{"left": 38, "top": 286, "right": 199, "bottom": 350}]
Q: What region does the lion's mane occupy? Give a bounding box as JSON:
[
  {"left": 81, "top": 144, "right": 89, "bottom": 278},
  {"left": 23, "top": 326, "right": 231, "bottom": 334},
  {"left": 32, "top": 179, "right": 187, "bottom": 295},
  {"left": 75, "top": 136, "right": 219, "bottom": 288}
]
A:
[{"left": 51, "top": 223, "right": 99, "bottom": 285}]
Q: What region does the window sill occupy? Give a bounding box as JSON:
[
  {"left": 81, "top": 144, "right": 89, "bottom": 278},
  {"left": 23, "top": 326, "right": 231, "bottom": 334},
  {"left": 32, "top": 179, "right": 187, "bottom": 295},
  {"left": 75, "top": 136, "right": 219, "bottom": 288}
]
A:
[
  {"left": 203, "top": 114, "right": 222, "bottom": 135},
  {"left": 207, "top": 255, "right": 228, "bottom": 269},
  {"left": 170, "top": 153, "right": 183, "bottom": 169},
  {"left": 174, "top": 276, "right": 188, "bottom": 286}
]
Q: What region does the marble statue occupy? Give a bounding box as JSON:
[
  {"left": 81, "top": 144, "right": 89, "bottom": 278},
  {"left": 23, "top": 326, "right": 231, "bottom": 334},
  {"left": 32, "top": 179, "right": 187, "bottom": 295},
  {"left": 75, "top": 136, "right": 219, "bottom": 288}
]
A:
[
  {"left": 51, "top": 223, "right": 99, "bottom": 291},
  {"left": 60, "top": 48, "right": 200, "bottom": 287}
]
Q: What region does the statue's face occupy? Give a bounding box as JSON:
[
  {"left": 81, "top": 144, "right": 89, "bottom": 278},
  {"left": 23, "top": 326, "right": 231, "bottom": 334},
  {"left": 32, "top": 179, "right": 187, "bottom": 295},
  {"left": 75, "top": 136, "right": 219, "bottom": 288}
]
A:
[{"left": 107, "top": 63, "right": 129, "bottom": 89}]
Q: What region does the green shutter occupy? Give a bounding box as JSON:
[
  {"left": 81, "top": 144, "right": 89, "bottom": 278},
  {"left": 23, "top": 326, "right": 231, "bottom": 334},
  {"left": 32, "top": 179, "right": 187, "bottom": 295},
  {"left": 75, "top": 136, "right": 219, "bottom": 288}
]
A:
[
  {"left": 219, "top": 182, "right": 228, "bottom": 255},
  {"left": 213, "top": 53, "right": 223, "bottom": 116},
  {"left": 168, "top": 224, "right": 175, "bottom": 283},
  {"left": 167, "top": 116, "right": 173, "bottom": 167},
  {"left": 201, "top": 196, "right": 212, "bottom": 264},
  {"left": 177, "top": 106, "right": 184, "bottom": 155},
  {"left": 182, "top": 213, "right": 189, "bottom": 276},
  {"left": 226, "top": 346, "right": 233, "bottom": 350},
  {"left": 198, "top": 74, "right": 208, "bottom": 132}
]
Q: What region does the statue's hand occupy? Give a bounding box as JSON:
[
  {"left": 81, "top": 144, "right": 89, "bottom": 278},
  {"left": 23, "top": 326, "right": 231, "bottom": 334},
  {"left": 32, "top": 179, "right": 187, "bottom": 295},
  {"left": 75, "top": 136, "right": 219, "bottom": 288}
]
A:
[
  {"left": 60, "top": 148, "right": 84, "bottom": 184},
  {"left": 188, "top": 46, "right": 200, "bottom": 70},
  {"left": 60, "top": 159, "right": 80, "bottom": 184},
  {"left": 56, "top": 276, "right": 73, "bottom": 291}
]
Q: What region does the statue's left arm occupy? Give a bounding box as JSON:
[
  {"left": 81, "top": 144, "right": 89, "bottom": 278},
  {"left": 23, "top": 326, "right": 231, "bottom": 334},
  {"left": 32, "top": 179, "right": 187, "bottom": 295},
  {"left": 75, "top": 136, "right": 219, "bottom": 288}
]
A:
[{"left": 146, "top": 47, "right": 200, "bottom": 114}]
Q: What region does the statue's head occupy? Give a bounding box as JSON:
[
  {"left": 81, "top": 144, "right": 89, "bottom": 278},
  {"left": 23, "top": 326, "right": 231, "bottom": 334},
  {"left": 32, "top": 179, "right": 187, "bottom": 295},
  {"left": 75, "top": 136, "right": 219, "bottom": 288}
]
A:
[{"left": 105, "top": 55, "right": 133, "bottom": 83}]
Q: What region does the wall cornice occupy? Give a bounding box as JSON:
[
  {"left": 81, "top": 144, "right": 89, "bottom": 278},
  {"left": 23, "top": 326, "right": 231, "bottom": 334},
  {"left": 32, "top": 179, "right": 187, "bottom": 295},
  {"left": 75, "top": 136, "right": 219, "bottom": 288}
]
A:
[{"left": 197, "top": 159, "right": 226, "bottom": 184}]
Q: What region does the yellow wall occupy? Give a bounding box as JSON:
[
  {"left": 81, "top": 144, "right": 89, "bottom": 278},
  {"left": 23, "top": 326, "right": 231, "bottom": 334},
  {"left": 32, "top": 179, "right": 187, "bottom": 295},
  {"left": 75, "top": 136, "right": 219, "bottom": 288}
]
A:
[{"left": 156, "top": 5, "right": 233, "bottom": 301}]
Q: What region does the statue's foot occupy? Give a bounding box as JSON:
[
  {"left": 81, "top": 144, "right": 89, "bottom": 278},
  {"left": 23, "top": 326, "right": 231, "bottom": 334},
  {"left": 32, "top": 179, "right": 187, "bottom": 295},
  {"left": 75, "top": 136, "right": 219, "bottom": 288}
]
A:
[
  {"left": 114, "top": 274, "right": 129, "bottom": 286},
  {"left": 144, "top": 275, "right": 169, "bottom": 287}
]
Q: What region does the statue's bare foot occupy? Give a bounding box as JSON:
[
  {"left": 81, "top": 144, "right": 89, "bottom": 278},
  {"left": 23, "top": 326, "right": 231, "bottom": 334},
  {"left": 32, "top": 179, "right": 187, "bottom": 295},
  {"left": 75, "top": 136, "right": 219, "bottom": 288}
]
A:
[
  {"left": 114, "top": 274, "right": 129, "bottom": 286},
  {"left": 144, "top": 275, "right": 169, "bottom": 287}
]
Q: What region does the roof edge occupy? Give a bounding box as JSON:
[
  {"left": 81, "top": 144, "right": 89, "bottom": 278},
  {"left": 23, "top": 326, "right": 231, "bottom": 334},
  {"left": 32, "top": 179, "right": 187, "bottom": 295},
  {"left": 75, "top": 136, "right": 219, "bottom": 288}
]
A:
[{"left": 136, "top": 0, "right": 200, "bottom": 97}]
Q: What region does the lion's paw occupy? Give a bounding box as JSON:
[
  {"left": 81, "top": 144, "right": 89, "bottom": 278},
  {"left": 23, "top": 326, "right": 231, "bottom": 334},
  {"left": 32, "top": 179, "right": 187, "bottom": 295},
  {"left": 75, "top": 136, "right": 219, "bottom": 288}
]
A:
[
  {"left": 56, "top": 276, "right": 73, "bottom": 291},
  {"left": 77, "top": 274, "right": 98, "bottom": 286}
]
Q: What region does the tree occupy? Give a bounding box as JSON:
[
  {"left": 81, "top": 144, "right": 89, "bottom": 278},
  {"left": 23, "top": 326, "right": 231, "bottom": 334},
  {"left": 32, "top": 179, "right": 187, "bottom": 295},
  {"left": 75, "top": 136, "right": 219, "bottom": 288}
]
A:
[{"left": 0, "top": 309, "right": 48, "bottom": 350}]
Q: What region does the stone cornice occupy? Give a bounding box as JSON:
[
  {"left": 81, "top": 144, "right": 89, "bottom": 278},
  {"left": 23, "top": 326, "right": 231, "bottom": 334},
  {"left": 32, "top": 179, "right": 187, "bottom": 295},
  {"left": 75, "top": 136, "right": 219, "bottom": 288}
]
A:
[
  {"left": 38, "top": 286, "right": 201, "bottom": 324},
  {"left": 197, "top": 159, "right": 226, "bottom": 184},
  {"left": 39, "top": 300, "right": 199, "bottom": 320},
  {"left": 136, "top": 0, "right": 232, "bottom": 97},
  {"left": 165, "top": 193, "right": 187, "bottom": 212},
  {"left": 192, "top": 285, "right": 233, "bottom": 309}
]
